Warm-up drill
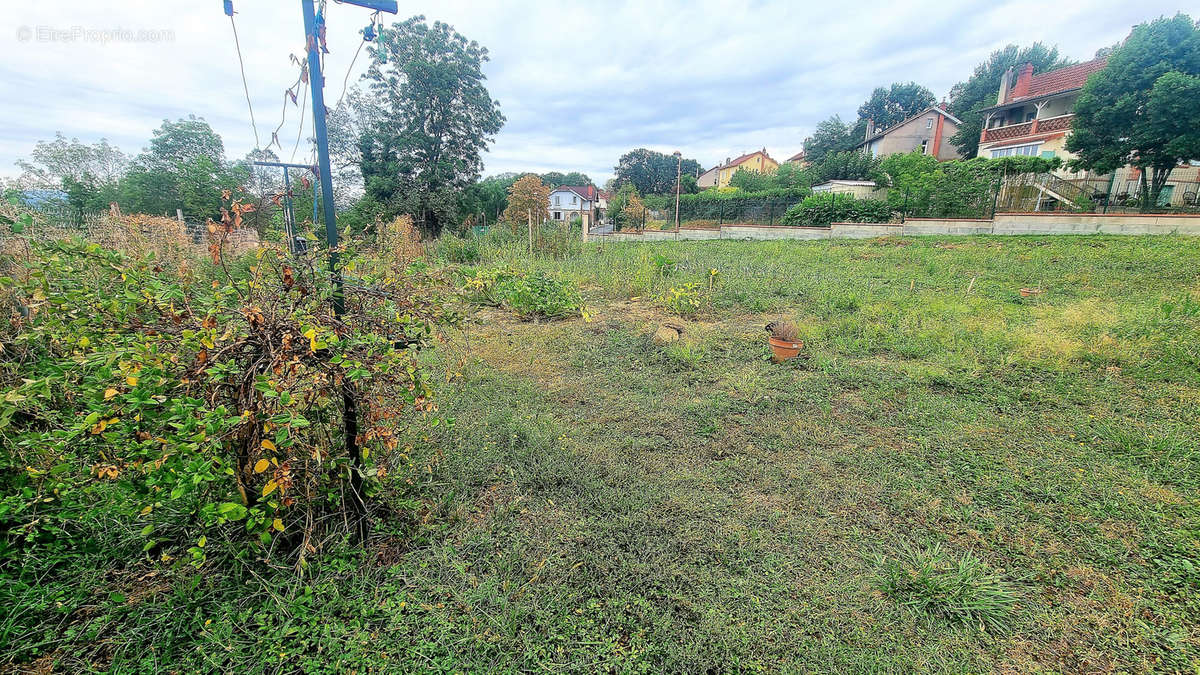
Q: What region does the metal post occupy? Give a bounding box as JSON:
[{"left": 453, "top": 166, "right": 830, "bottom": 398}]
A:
[
  {"left": 1103, "top": 172, "right": 1116, "bottom": 214},
  {"left": 302, "top": 0, "right": 342, "bottom": 314},
  {"left": 673, "top": 151, "right": 682, "bottom": 234}
]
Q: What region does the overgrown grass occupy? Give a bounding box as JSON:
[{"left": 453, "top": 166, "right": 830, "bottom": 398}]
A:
[{"left": 6, "top": 232, "right": 1200, "bottom": 672}]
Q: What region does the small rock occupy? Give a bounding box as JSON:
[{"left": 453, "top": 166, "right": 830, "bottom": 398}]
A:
[{"left": 653, "top": 321, "right": 685, "bottom": 344}]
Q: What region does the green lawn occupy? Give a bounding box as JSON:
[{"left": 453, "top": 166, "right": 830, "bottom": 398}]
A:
[{"left": 9, "top": 235, "right": 1200, "bottom": 672}]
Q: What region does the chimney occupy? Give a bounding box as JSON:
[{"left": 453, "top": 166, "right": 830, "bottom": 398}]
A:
[
  {"left": 1010, "top": 62, "right": 1034, "bottom": 100},
  {"left": 939, "top": 99, "right": 947, "bottom": 111},
  {"left": 725, "top": 157, "right": 731, "bottom": 166},
  {"left": 997, "top": 67, "right": 1013, "bottom": 104}
]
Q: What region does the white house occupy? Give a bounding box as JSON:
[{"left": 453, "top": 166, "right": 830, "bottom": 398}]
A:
[{"left": 548, "top": 185, "right": 599, "bottom": 227}]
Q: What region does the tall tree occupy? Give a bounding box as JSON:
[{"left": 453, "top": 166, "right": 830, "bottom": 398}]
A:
[
  {"left": 803, "top": 115, "right": 856, "bottom": 165},
  {"left": 947, "top": 43, "right": 1073, "bottom": 157},
  {"left": 1067, "top": 14, "right": 1200, "bottom": 209},
  {"left": 857, "top": 82, "right": 936, "bottom": 130},
  {"left": 362, "top": 16, "right": 505, "bottom": 235},
  {"left": 502, "top": 174, "right": 550, "bottom": 231},
  {"left": 15, "top": 133, "right": 128, "bottom": 190},
  {"left": 613, "top": 148, "right": 701, "bottom": 195},
  {"left": 119, "top": 116, "right": 244, "bottom": 222},
  {"left": 540, "top": 171, "right": 593, "bottom": 188}
]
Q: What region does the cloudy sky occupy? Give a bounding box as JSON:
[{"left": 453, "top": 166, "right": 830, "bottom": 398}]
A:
[{"left": 1, "top": 1, "right": 1189, "bottom": 185}]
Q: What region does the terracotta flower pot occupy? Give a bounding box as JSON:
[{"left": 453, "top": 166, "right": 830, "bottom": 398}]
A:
[
  {"left": 1019, "top": 288, "right": 1043, "bottom": 298},
  {"left": 768, "top": 336, "right": 803, "bottom": 363}
]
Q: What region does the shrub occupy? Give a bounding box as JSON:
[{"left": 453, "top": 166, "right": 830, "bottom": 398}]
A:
[
  {"left": 781, "top": 193, "right": 893, "bottom": 227},
  {"left": 460, "top": 268, "right": 583, "bottom": 320},
  {"left": 874, "top": 543, "right": 1017, "bottom": 632},
  {"left": 0, "top": 210, "right": 455, "bottom": 570}
]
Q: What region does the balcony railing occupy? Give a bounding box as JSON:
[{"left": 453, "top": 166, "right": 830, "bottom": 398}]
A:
[{"left": 981, "top": 114, "right": 1074, "bottom": 144}]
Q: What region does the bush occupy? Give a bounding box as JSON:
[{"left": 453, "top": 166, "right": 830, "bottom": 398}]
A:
[
  {"left": 0, "top": 210, "right": 455, "bottom": 571},
  {"left": 460, "top": 268, "right": 583, "bottom": 320},
  {"left": 781, "top": 193, "right": 893, "bottom": 227}
]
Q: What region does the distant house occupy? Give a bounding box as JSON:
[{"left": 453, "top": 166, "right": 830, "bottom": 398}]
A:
[
  {"left": 548, "top": 185, "right": 599, "bottom": 227},
  {"left": 812, "top": 180, "right": 888, "bottom": 200},
  {"left": 975, "top": 58, "right": 1108, "bottom": 161},
  {"left": 696, "top": 166, "right": 720, "bottom": 189},
  {"left": 855, "top": 105, "right": 962, "bottom": 160},
  {"left": 784, "top": 150, "right": 809, "bottom": 167},
  {"left": 712, "top": 149, "right": 779, "bottom": 188}
]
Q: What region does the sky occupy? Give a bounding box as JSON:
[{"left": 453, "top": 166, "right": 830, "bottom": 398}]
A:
[{"left": 0, "top": 1, "right": 1191, "bottom": 187}]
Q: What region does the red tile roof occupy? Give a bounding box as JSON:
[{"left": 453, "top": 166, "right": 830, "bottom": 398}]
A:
[
  {"left": 1012, "top": 58, "right": 1107, "bottom": 103},
  {"left": 724, "top": 150, "right": 776, "bottom": 169},
  {"left": 560, "top": 185, "right": 597, "bottom": 201}
]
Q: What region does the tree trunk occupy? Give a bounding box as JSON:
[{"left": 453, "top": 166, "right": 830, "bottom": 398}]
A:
[
  {"left": 1137, "top": 169, "right": 1150, "bottom": 213},
  {"left": 1149, "top": 167, "right": 1171, "bottom": 211}
]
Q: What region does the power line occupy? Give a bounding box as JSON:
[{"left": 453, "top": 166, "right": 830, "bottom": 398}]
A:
[{"left": 226, "top": 13, "right": 261, "bottom": 149}]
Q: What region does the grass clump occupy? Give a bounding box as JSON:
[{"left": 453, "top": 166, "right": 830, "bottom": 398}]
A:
[{"left": 874, "top": 543, "right": 1018, "bottom": 632}]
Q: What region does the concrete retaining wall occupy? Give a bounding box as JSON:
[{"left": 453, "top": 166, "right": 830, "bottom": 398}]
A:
[{"left": 592, "top": 213, "right": 1200, "bottom": 243}]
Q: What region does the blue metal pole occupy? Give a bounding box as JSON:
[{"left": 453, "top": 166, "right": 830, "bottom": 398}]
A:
[{"left": 302, "top": 0, "right": 343, "bottom": 315}]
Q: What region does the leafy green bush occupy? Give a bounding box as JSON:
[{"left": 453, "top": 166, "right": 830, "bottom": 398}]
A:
[
  {"left": 781, "top": 193, "right": 893, "bottom": 227},
  {"left": 0, "top": 215, "right": 454, "bottom": 572},
  {"left": 460, "top": 268, "right": 583, "bottom": 320}
]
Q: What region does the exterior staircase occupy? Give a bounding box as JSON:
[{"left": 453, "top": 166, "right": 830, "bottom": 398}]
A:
[{"left": 1030, "top": 173, "right": 1090, "bottom": 211}]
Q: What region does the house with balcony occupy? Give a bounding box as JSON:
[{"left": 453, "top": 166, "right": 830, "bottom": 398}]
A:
[
  {"left": 975, "top": 58, "right": 1108, "bottom": 161},
  {"left": 976, "top": 57, "right": 1200, "bottom": 210}
]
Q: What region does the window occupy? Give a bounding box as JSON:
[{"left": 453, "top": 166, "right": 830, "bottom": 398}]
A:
[
  {"left": 571, "top": 196, "right": 577, "bottom": 205},
  {"left": 990, "top": 143, "right": 1041, "bottom": 158},
  {"left": 1025, "top": 112, "right": 1036, "bottom": 122},
  {"left": 553, "top": 211, "right": 561, "bottom": 220},
  {"left": 925, "top": 118, "right": 933, "bottom": 129},
  {"left": 919, "top": 140, "right": 929, "bottom": 155},
  {"left": 553, "top": 195, "right": 560, "bottom": 206},
  {"left": 1040, "top": 151, "right": 1056, "bottom": 159}
]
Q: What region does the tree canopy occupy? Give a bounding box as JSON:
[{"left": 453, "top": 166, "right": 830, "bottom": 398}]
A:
[
  {"left": 613, "top": 148, "right": 702, "bottom": 195},
  {"left": 502, "top": 174, "right": 550, "bottom": 230},
  {"left": 803, "top": 115, "right": 857, "bottom": 165},
  {"left": 857, "top": 82, "right": 937, "bottom": 130},
  {"left": 361, "top": 15, "right": 504, "bottom": 235},
  {"left": 947, "top": 43, "right": 1073, "bottom": 157},
  {"left": 1067, "top": 13, "right": 1200, "bottom": 208}
]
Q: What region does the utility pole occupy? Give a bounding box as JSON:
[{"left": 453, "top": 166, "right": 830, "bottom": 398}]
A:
[
  {"left": 252, "top": 160, "right": 317, "bottom": 253},
  {"left": 672, "top": 150, "right": 682, "bottom": 239},
  {"left": 298, "top": 0, "right": 396, "bottom": 541},
  {"left": 300, "top": 0, "right": 396, "bottom": 315}
]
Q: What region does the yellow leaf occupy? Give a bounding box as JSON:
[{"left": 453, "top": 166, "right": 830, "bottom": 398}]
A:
[
  {"left": 104, "top": 388, "right": 118, "bottom": 400},
  {"left": 261, "top": 439, "right": 276, "bottom": 451},
  {"left": 272, "top": 518, "right": 284, "bottom": 532},
  {"left": 78, "top": 336, "right": 90, "bottom": 348},
  {"left": 262, "top": 480, "right": 278, "bottom": 497},
  {"left": 253, "top": 459, "right": 270, "bottom": 474},
  {"left": 126, "top": 376, "right": 139, "bottom": 387}
]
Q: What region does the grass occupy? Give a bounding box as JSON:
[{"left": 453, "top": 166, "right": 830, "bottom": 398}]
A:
[{"left": 7, "top": 233, "right": 1200, "bottom": 672}]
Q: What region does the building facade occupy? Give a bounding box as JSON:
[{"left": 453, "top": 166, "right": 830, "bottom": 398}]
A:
[
  {"left": 856, "top": 106, "right": 962, "bottom": 160},
  {"left": 713, "top": 149, "right": 779, "bottom": 188},
  {"left": 548, "top": 185, "right": 599, "bottom": 227}
]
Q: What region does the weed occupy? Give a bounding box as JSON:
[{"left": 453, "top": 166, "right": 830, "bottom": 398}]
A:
[
  {"left": 660, "top": 282, "right": 704, "bottom": 317},
  {"left": 874, "top": 543, "right": 1018, "bottom": 632}
]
